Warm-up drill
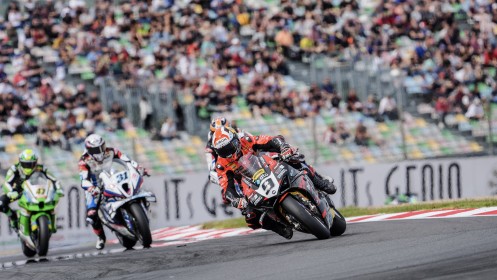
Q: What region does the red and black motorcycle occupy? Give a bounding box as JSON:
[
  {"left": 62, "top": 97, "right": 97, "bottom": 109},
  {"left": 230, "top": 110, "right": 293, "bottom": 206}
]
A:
[{"left": 239, "top": 152, "right": 346, "bottom": 239}]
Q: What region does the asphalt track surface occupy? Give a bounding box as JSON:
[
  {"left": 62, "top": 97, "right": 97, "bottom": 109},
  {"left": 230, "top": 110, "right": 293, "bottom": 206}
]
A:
[{"left": 1, "top": 217, "right": 497, "bottom": 280}]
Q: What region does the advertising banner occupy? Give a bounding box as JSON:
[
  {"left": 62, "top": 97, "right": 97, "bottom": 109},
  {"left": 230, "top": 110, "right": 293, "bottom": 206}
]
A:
[{"left": 316, "top": 156, "right": 497, "bottom": 208}]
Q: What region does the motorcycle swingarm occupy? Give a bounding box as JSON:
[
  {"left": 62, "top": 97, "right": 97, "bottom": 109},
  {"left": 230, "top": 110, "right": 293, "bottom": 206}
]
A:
[{"left": 279, "top": 187, "right": 334, "bottom": 229}]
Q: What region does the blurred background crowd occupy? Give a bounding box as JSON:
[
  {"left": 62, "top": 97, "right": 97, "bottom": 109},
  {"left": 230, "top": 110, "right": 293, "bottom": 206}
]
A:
[{"left": 0, "top": 0, "right": 496, "bottom": 151}]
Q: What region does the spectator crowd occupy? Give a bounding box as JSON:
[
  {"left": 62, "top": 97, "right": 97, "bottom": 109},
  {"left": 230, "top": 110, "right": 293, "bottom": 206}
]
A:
[{"left": 0, "top": 0, "right": 496, "bottom": 149}]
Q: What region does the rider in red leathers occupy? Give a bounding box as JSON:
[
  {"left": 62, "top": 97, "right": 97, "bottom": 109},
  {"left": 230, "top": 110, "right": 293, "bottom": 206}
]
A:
[
  {"left": 212, "top": 126, "right": 335, "bottom": 239},
  {"left": 205, "top": 117, "right": 230, "bottom": 185}
]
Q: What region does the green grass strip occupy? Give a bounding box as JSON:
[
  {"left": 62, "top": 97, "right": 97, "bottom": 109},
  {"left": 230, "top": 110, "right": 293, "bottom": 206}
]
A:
[{"left": 201, "top": 197, "right": 497, "bottom": 229}]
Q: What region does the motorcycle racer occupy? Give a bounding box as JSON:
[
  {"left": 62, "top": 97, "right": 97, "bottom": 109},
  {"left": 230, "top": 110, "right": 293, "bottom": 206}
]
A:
[
  {"left": 205, "top": 117, "right": 250, "bottom": 186},
  {"left": 0, "top": 149, "right": 64, "bottom": 232},
  {"left": 79, "top": 134, "right": 148, "bottom": 250},
  {"left": 205, "top": 117, "right": 229, "bottom": 185},
  {"left": 212, "top": 126, "right": 336, "bottom": 239}
]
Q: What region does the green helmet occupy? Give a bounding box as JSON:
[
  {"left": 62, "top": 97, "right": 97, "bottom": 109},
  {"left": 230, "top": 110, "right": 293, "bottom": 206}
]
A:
[{"left": 19, "top": 149, "right": 38, "bottom": 176}]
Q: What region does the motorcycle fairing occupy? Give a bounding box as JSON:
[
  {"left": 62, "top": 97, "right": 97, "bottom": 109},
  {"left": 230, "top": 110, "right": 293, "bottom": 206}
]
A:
[{"left": 101, "top": 192, "right": 156, "bottom": 220}]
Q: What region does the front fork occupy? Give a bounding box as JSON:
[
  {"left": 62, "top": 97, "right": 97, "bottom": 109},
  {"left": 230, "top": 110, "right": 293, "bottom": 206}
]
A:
[
  {"left": 121, "top": 200, "right": 150, "bottom": 234},
  {"left": 18, "top": 210, "right": 56, "bottom": 236}
]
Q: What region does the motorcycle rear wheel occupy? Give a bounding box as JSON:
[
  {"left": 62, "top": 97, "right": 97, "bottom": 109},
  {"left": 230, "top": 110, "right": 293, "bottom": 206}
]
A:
[
  {"left": 36, "top": 216, "right": 50, "bottom": 257},
  {"left": 282, "top": 195, "right": 330, "bottom": 240},
  {"left": 129, "top": 203, "right": 152, "bottom": 248}
]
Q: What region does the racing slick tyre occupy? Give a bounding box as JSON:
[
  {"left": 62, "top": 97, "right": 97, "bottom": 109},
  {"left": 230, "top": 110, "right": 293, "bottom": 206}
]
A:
[
  {"left": 36, "top": 215, "right": 50, "bottom": 256},
  {"left": 129, "top": 203, "right": 152, "bottom": 248},
  {"left": 282, "top": 195, "right": 330, "bottom": 240},
  {"left": 330, "top": 207, "right": 347, "bottom": 236}
]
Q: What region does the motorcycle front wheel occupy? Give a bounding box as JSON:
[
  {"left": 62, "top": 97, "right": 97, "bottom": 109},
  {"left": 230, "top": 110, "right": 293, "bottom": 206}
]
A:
[
  {"left": 282, "top": 195, "right": 330, "bottom": 240},
  {"left": 330, "top": 207, "right": 347, "bottom": 236},
  {"left": 36, "top": 216, "right": 50, "bottom": 256},
  {"left": 117, "top": 234, "right": 137, "bottom": 250},
  {"left": 128, "top": 203, "right": 152, "bottom": 248}
]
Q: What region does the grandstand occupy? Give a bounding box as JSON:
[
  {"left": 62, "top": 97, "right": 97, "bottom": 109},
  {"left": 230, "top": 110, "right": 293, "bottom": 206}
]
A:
[{"left": 0, "top": 0, "right": 495, "bottom": 184}]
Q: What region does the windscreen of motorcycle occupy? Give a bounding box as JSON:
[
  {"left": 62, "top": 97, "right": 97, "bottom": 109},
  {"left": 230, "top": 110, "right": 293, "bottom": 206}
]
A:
[
  {"left": 238, "top": 154, "right": 280, "bottom": 198},
  {"left": 23, "top": 172, "right": 54, "bottom": 203}
]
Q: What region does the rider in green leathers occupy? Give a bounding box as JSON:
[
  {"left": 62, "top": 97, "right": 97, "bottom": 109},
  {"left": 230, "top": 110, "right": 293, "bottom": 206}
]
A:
[{"left": 0, "top": 149, "right": 64, "bottom": 231}]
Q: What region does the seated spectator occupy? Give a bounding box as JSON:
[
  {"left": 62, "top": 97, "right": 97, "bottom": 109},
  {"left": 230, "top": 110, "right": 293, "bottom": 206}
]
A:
[
  {"left": 354, "top": 120, "right": 371, "bottom": 147},
  {"left": 60, "top": 113, "right": 83, "bottom": 150},
  {"left": 321, "top": 78, "right": 335, "bottom": 94},
  {"left": 379, "top": 94, "right": 399, "bottom": 121},
  {"left": 323, "top": 124, "right": 338, "bottom": 144},
  {"left": 346, "top": 90, "right": 362, "bottom": 112},
  {"left": 157, "top": 118, "right": 179, "bottom": 141},
  {"left": 336, "top": 121, "right": 351, "bottom": 143},
  {"left": 434, "top": 96, "right": 450, "bottom": 128},
  {"left": 36, "top": 109, "right": 61, "bottom": 147},
  {"left": 139, "top": 96, "right": 153, "bottom": 130},
  {"left": 6, "top": 110, "right": 24, "bottom": 135},
  {"left": 87, "top": 92, "right": 105, "bottom": 126},
  {"left": 363, "top": 95, "right": 379, "bottom": 120},
  {"left": 465, "top": 98, "right": 485, "bottom": 121},
  {"left": 109, "top": 102, "right": 126, "bottom": 130},
  {"left": 329, "top": 92, "right": 342, "bottom": 114}
]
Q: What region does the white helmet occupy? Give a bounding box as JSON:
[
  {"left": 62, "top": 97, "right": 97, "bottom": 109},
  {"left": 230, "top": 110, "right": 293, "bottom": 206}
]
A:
[{"left": 85, "top": 134, "right": 106, "bottom": 162}]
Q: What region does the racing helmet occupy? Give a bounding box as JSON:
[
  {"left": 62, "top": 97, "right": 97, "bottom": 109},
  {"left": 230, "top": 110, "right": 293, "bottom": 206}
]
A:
[
  {"left": 212, "top": 126, "right": 241, "bottom": 161},
  {"left": 210, "top": 117, "right": 228, "bottom": 132},
  {"left": 85, "top": 134, "right": 106, "bottom": 162},
  {"left": 18, "top": 149, "right": 38, "bottom": 176}
]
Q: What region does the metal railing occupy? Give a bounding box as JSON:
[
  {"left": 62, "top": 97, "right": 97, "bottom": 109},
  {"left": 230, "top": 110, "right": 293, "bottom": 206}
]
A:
[{"left": 95, "top": 77, "right": 207, "bottom": 136}]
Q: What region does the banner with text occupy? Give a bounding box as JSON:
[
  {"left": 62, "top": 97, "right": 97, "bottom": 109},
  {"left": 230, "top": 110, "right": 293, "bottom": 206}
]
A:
[{"left": 315, "top": 156, "right": 497, "bottom": 208}]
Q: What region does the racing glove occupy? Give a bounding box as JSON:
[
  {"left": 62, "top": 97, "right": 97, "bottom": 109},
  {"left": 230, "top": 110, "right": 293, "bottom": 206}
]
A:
[
  {"left": 142, "top": 168, "right": 150, "bottom": 177},
  {"left": 280, "top": 145, "right": 298, "bottom": 161},
  {"left": 87, "top": 186, "right": 101, "bottom": 196},
  {"left": 7, "top": 191, "right": 19, "bottom": 200},
  {"left": 232, "top": 197, "right": 248, "bottom": 210}
]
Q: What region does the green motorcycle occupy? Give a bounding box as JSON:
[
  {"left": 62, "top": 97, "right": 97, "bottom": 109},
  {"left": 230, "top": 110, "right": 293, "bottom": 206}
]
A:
[{"left": 16, "top": 172, "right": 62, "bottom": 257}]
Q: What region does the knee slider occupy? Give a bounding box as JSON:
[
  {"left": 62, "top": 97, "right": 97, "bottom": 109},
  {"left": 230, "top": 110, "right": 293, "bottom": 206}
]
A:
[{"left": 86, "top": 209, "right": 98, "bottom": 225}]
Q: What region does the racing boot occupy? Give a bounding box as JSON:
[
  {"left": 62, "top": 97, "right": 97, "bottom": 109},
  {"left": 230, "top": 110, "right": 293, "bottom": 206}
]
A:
[
  {"left": 96, "top": 234, "right": 106, "bottom": 250},
  {"left": 262, "top": 216, "right": 293, "bottom": 240},
  {"left": 8, "top": 210, "right": 19, "bottom": 233},
  {"left": 311, "top": 174, "right": 336, "bottom": 195}
]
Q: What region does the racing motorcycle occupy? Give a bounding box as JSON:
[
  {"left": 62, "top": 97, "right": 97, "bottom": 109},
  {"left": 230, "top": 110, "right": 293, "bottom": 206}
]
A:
[
  {"left": 97, "top": 159, "right": 156, "bottom": 249},
  {"left": 17, "top": 172, "right": 63, "bottom": 257},
  {"left": 239, "top": 152, "right": 346, "bottom": 239}
]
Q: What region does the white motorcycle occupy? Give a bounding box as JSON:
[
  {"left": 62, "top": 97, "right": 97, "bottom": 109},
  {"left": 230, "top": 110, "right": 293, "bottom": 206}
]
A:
[{"left": 97, "top": 159, "right": 156, "bottom": 249}]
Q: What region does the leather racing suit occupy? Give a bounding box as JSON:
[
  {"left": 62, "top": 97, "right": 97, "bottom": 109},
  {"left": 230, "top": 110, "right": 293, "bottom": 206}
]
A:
[
  {"left": 215, "top": 134, "right": 333, "bottom": 238},
  {"left": 78, "top": 147, "right": 143, "bottom": 240},
  {"left": 0, "top": 164, "right": 62, "bottom": 230}
]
